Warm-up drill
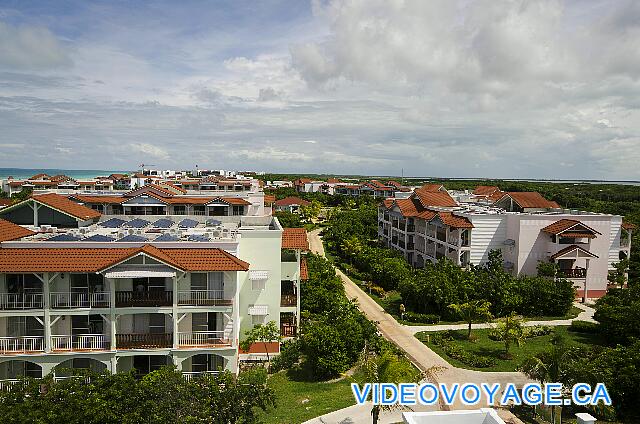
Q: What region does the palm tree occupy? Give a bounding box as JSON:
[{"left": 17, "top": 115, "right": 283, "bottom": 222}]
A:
[
  {"left": 341, "top": 236, "right": 363, "bottom": 264},
  {"left": 354, "top": 349, "right": 424, "bottom": 424},
  {"left": 520, "top": 334, "right": 575, "bottom": 424},
  {"left": 494, "top": 313, "right": 525, "bottom": 359},
  {"left": 448, "top": 300, "right": 493, "bottom": 339}
]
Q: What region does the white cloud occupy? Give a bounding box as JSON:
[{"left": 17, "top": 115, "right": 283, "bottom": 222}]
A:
[
  {"left": 129, "top": 143, "right": 170, "bottom": 160},
  {"left": 0, "top": 21, "right": 71, "bottom": 70}
]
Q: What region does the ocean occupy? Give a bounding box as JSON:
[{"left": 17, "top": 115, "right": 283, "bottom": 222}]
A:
[{"left": 0, "top": 168, "right": 131, "bottom": 180}]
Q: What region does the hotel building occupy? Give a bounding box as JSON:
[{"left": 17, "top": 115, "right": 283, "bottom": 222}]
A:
[
  {"left": 0, "top": 184, "right": 307, "bottom": 387},
  {"left": 379, "top": 185, "right": 634, "bottom": 299}
]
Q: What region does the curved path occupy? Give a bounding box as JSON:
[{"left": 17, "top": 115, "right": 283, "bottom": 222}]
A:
[
  {"left": 307, "top": 229, "right": 532, "bottom": 416},
  {"left": 407, "top": 303, "right": 595, "bottom": 334}
]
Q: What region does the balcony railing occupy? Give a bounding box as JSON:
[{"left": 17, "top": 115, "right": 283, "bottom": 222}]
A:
[
  {"left": 182, "top": 371, "right": 220, "bottom": 381},
  {"left": 177, "top": 331, "right": 230, "bottom": 348},
  {"left": 281, "top": 324, "right": 297, "bottom": 337},
  {"left": 51, "top": 334, "right": 109, "bottom": 352},
  {"left": 115, "top": 291, "right": 172, "bottom": 307},
  {"left": 0, "top": 293, "right": 43, "bottom": 310},
  {"left": 620, "top": 238, "right": 630, "bottom": 248},
  {"left": 50, "top": 292, "right": 110, "bottom": 309},
  {"left": 116, "top": 333, "right": 172, "bottom": 349},
  {"left": 407, "top": 225, "right": 415, "bottom": 233},
  {"left": 0, "top": 336, "right": 45, "bottom": 354},
  {"left": 177, "top": 290, "right": 231, "bottom": 307},
  {"left": 558, "top": 268, "right": 587, "bottom": 279},
  {"left": 281, "top": 294, "right": 297, "bottom": 307}
]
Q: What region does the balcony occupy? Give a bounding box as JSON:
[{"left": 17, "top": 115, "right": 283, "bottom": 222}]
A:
[
  {"left": 407, "top": 225, "right": 415, "bottom": 233},
  {"left": 281, "top": 294, "right": 297, "bottom": 307},
  {"left": 620, "top": 238, "right": 630, "bottom": 248},
  {"left": 177, "top": 290, "right": 232, "bottom": 307},
  {"left": 51, "top": 334, "right": 109, "bottom": 352},
  {"left": 0, "top": 293, "right": 43, "bottom": 310},
  {"left": 177, "top": 331, "right": 230, "bottom": 348},
  {"left": 116, "top": 333, "right": 172, "bottom": 349},
  {"left": 0, "top": 336, "right": 45, "bottom": 354},
  {"left": 558, "top": 268, "right": 587, "bottom": 279},
  {"left": 50, "top": 292, "right": 110, "bottom": 309},
  {"left": 281, "top": 324, "right": 297, "bottom": 337},
  {"left": 115, "top": 291, "right": 172, "bottom": 307},
  {"left": 407, "top": 242, "right": 415, "bottom": 251}
]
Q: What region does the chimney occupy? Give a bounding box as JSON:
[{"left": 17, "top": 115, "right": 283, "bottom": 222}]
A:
[{"left": 575, "top": 413, "right": 596, "bottom": 424}]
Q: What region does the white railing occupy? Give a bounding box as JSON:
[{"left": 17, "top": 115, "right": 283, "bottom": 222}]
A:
[
  {"left": 0, "top": 336, "right": 44, "bottom": 354},
  {"left": 0, "top": 379, "right": 21, "bottom": 391},
  {"left": 0, "top": 293, "right": 44, "bottom": 310},
  {"left": 177, "top": 331, "right": 229, "bottom": 347},
  {"left": 51, "top": 334, "right": 109, "bottom": 352},
  {"left": 182, "top": 371, "right": 220, "bottom": 381},
  {"left": 50, "top": 292, "right": 110, "bottom": 309},
  {"left": 177, "top": 290, "right": 230, "bottom": 306}
]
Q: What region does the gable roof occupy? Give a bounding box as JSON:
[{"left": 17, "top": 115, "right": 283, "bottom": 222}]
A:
[
  {"left": 12, "top": 194, "right": 102, "bottom": 220},
  {"left": 541, "top": 219, "right": 601, "bottom": 237},
  {"left": 282, "top": 228, "right": 309, "bottom": 250},
  {"left": 264, "top": 195, "right": 276, "bottom": 206},
  {"left": 436, "top": 212, "right": 474, "bottom": 228},
  {"left": 497, "top": 192, "right": 560, "bottom": 209},
  {"left": 0, "top": 219, "right": 36, "bottom": 242},
  {"left": 275, "top": 197, "right": 311, "bottom": 207},
  {"left": 473, "top": 185, "right": 501, "bottom": 196},
  {"left": 0, "top": 245, "right": 249, "bottom": 272},
  {"left": 413, "top": 189, "right": 457, "bottom": 208},
  {"left": 550, "top": 245, "right": 599, "bottom": 260},
  {"left": 622, "top": 221, "right": 637, "bottom": 230},
  {"left": 418, "top": 183, "right": 445, "bottom": 192}
]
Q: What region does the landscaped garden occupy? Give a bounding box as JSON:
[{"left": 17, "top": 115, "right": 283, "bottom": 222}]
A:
[{"left": 415, "top": 325, "right": 602, "bottom": 372}]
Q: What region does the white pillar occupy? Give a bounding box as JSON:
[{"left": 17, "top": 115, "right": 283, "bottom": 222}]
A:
[
  {"left": 43, "top": 272, "right": 51, "bottom": 353},
  {"left": 108, "top": 278, "right": 116, "bottom": 350},
  {"left": 172, "top": 275, "right": 178, "bottom": 349}
]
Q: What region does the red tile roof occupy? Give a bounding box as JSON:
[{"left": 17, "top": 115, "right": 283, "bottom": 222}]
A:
[
  {"left": 394, "top": 198, "right": 421, "bottom": 217},
  {"left": 473, "top": 186, "right": 500, "bottom": 196},
  {"left": 300, "top": 257, "right": 308, "bottom": 280},
  {"left": 327, "top": 178, "right": 342, "bottom": 184},
  {"left": 71, "top": 195, "right": 128, "bottom": 204},
  {"left": 497, "top": 192, "right": 559, "bottom": 209},
  {"left": 436, "top": 212, "right": 474, "bottom": 228},
  {"left": 282, "top": 228, "right": 309, "bottom": 250},
  {"left": 413, "top": 189, "right": 457, "bottom": 208},
  {"left": 275, "top": 197, "right": 311, "bottom": 207},
  {"left": 0, "top": 219, "right": 36, "bottom": 242},
  {"left": 622, "top": 221, "right": 637, "bottom": 230},
  {"left": 0, "top": 199, "right": 12, "bottom": 207},
  {"left": 0, "top": 246, "right": 249, "bottom": 272},
  {"left": 550, "top": 245, "right": 598, "bottom": 260},
  {"left": 541, "top": 219, "right": 600, "bottom": 236},
  {"left": 32, "top": 194, "right": 101, "bottom": 220},
  {"left": 418, "top": 183, "right": 445, "bottom": 192},
  {"left": 264, "top": 195, "right": 276, "bottom": 205}
]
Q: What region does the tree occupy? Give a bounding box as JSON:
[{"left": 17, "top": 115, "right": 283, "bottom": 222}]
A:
[
  {"left": 341, "top": 236, "right": 363, "bottom": 264},
  {"left": 274, "top": 211, "right": 302, "bottom": 228},
  {"left": 520, "top": 335, "right": 577, "bottom": 424},
  {"left": 240, "top": 321, "right": 281, "bottom": 371},
  {"left": 354, "top": 349, "right": 423, "bottom": 424},
  {"left": 608, "top": 259, "right": 629, "bottom": 288},
  {"left": 537, "top": 261, "right": 558, "bottom": 278},
  {"left": 494, "top": 313, "right": 525, "bottom": 358},
  {"left": 300, "top": 200, "right": 322, "bottom": 223},
  {"left": 448, "top": 300, "right": 493, "bottom": 340},
  {"left": 10, "top": 187, "right": 31, "bottom": 202}
]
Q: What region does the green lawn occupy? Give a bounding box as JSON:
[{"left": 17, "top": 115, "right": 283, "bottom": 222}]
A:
[
  {"left": 256, "top": 370, "right": 356, "bottom": 424},
  {"left": 416, "top": 326, "right": 602, "bottom": 372}
]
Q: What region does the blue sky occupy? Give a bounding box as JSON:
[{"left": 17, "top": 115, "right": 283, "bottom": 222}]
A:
[{"left": 0, "top": 0, "right": 639, "bottom": 179}]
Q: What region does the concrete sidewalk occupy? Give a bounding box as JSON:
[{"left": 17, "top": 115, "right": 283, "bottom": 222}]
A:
[{"left": 406, "top": 303, "right": 596, "bottom": 334}]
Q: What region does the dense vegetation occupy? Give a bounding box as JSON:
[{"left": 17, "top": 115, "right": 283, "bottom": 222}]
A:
[
  {"left": 322, "top": 204, "right": 575, "bottom": 320},
  {"left": 0, "top": 367, "right": 275, "bottom": 424},
  {"left": 272, "top": 254, "right": 389, "bottom": 379}
]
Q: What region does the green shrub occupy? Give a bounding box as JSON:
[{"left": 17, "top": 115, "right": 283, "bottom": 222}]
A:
[
  {"left": 437, "top": 340, "right": 496, "bottom": 368},
  {"left": 369, "top": 285, "right": 386, "bottom": 297},
  {"left": 524, "top": 325, "right": 553, "bottom": 338},
  {"left": 569, "top": 320, "right": 600, "bottom": 334},
  {"left": 404, "top": 311, "right": 440, "bottom": 324},
  {"left": 270, "top": 339, "right": 301, "bottom": 372}
]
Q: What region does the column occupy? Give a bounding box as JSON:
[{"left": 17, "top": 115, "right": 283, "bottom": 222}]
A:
[
  {"left": 108, "top": 278, "right": 116, "bottom": 350},
  {"left": 43, "top": 272, "right": 51, "bottom": 353},
  {"left": 296, "top": 250, "right": 301, "bottom": 329},
  {"left": 172, "top": 275, "right": 178, "bottom": 349}
]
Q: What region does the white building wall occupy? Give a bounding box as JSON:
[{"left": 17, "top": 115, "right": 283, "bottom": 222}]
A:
[{"left": 467, "top": 215, "right": 508, "bottom": 265}]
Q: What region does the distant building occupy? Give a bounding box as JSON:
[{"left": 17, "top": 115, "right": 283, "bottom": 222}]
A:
[
  {"left": 274, "top": 197, "right": 311, "bottom": 214},
  {"left": 379, "top": 184, "right": 634, "bottom": 300}
]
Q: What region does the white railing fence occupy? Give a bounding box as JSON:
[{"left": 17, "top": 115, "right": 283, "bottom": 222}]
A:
[
  {"left": 51, "top": 334, "right": 109, "bottom": 351},
  {"left": 50, "top": 292, "right": 110, "bottom": 309},
  {"left": 0, "top": 293, "right": 44, "bottom": 310},
  {"left": 177, "top": 290, "right": 229, "bottom": 306},
  {"left": 177, "top": 331, "right": 229, "bottom": 346},
  {"left": 0, "top": 336, "right": 44, "bottom": 353}
]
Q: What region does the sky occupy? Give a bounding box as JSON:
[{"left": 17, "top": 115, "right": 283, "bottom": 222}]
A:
[{"left": 0, "top": 0, "right": 639, "bottom": 179}]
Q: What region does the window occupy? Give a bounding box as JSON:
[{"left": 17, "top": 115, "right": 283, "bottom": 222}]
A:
[
  {"left": 252, "top": 315, "right": 265, "bottom": 325},
  {"left": 232, "top": 205, "right": 244, "bottom": 215},
  {"left": 148, "top": 314, "right": 166, "bottom": 334}
]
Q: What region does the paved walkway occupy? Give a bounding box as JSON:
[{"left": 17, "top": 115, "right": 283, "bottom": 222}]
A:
[
  {"left": 406, "top": 303, "right": 596, "bottom": 334},
  {"left": 307, "top": 229, "right": 532, "bottom": 415}
]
